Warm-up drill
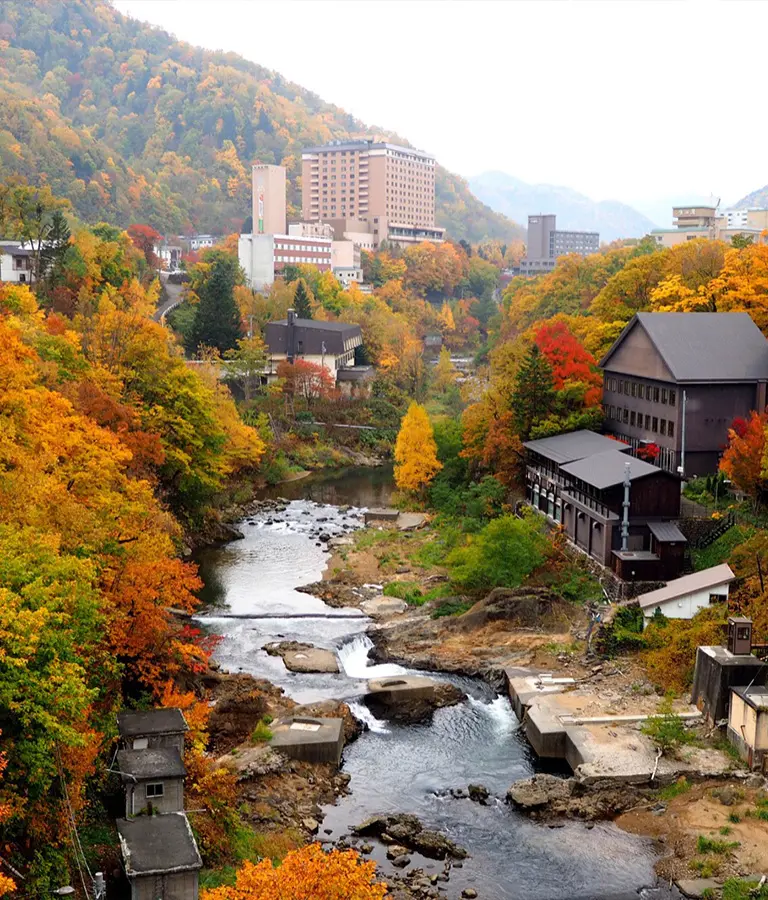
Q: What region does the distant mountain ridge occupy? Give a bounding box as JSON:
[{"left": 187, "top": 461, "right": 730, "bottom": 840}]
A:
[
  {"left": 467, "top": 172, "right": 658, "bottom": 243},
  {"left": 733, "top": 185, "right": 768, "bottom": 210},
  {"left": 0, "top": 0, "right": 523, "bottom": 243}
]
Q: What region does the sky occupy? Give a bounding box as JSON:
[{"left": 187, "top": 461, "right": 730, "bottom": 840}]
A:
[{"left": 114, "top": 0, "right": 767, "bottom": 225}]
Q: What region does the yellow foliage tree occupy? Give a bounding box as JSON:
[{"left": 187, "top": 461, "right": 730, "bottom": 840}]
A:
[
  {"left": 433, "top": 346, "right": 458, "bottom": 393},
  {"left": 200, "top": 844, "right": 387, "bottom": 900},
  {"left": 438, "top": 301, "right": 456, "bottom": 333},
  {"left": 394, "top": 402, "right": 442, "bottom": 492}
]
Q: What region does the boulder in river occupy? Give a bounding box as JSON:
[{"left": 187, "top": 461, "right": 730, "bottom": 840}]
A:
[
  {"left": 352, "top": 813, "right": 467, "bottom": 860},
  {"left": 507, "top": 774, "right": 646, "bottom": 820}
]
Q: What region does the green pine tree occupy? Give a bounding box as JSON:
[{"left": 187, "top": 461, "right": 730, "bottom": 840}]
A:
[
  {"left": 188, "top": 250, "right": 243, "bottom": 353},
  {"left": 512, "top": 344, "right": 555, "bottom": 439},
  {"left": 293, "top": 278, "right": 313, "bottom": 319}
]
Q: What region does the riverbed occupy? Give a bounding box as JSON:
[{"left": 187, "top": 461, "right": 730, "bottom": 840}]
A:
[{"left": 196, "top": 467, "right": 678, "bottom": 900}]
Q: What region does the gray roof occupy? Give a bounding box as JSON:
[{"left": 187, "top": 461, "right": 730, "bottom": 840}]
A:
[
  {"left": 648, "top": 521, "right": 687, "bottom": 543},
  {"left": 637, "top": 564, "right": 735, "bottom": 610},
  {"left": 117, "top": 748, "right": 186, "bottom": 781},
  {"left": 265, "top": 318, "right": 362, "bottom": 356},
  {"left": 335, "top": 366, "right": 375, "bottom": 381},
  {"left": 523, "top": 430, "right": 630, "bottom": 465},
  {"left": 560, "top": 449, "right": 669, "bottom": 490},
  {"left": 601, "top": 312, "right": 768, "bottom": 382},
  {"left": 732, "top": 684, "right": 768, "bottom": 711},
  {"left": 117, "top": 812, "right": 202, "bottom": 876},
  {"left": 117, "top": 708, "right": 188, "bottom": 738}
]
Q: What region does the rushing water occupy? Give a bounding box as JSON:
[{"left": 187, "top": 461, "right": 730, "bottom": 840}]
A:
[{"left": 196, "top": 467, "right": 678, "bottom": 900}]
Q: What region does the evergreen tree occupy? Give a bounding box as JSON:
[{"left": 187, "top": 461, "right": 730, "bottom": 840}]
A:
[
  {"left": 188, "top": 251, "right": 243, "bottom": 353},
  {"left": 512, "top": 344, "right": 555, "bottom": 439},
  {"left": 293, "top": 278, "right": 313, "bottom": 319}
]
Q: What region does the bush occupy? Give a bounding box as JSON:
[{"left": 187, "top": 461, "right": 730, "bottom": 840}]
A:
[
  {"left": 447, "top": 514, "right": 550, "bottom": 592},
  {"left": 431, "top": 598, "right": 473, "bottom": 619},
  {"left": 642, "top": 695, "right": 695, "bottom": 753},
  {"left": 251, "top": 719, "right": 273, "bottom": 742},
  {"left": 642, "top": 606, "right": 728, "bottom": 692},
  {"left": 382, "top": 581, "right": 425, "bottom": 606},
  {"left": 696, "top": 835, "right": 739, "bottom": 854}
]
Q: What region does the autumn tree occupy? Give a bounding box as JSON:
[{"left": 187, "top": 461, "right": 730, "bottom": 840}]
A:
[
  {"left": 293, "top": 278, "right": 313, "bottom": 318},
  {"left": 223, "top": 336, "right": 268, "bottom": 401},
  {"left": 433, "top": 346, "right": 458, "bottom": 393},
  {"left": 394, "top": 401, "right": 442, "bottom": 492},
  {"left": 720, "top": 411, "right": 768, "bottom": 506},
  {"left": 127, "top": 223, "right": 163, "bottom": 268},
  {"left": 438, "top": 301, "right": 456, "bottom": 333},
  {"left": 533, "top": 319, "right": 602, "bottom": 407},
  {"left": 188, "top": 250, "right": 244, "bottom": 353},
  {"left": 200, "top": 845, "right": 387, "bottom": 900},
  {"left": 512, "top": 343, "right": 555, "bottom": 439},
  {"left": 276, "top": 359, "right": 335, "bottom": 404}
]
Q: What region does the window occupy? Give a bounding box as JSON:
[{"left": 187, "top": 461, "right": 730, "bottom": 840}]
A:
[
  {"left": 669, "top": 390, "right": 676, "bottom": 406},
  {"left": 638, "top": 384, "right": 644, "bottom": 400},
  {"left": 631, "top": 383, "right": 637, "bottom": 398},
  {"left": 661, "top": 389, "right": 668, "bottom": 404},
  {"left": 660, "top": 419, "right": 666, "bottom": 436},
  {"left": 617, "top": 381, "right": 623, "bottom": 394},
  {"left": 652, "top": 416, "right": 658, "bottom": 432},
  {"left": 146, "top": 782, "right": 164, "bottom": 798},
  {"left": 653, "top": 387, "right": 660, "bottom": 402},
  {"left": 630, "top": 411, "right": 636, "bottom": 426},
  {"left": 623, "top": 407, "right": 629, "bottom": 424},
  {"left": 709, "top": 593, "right": 723, "bottom": 605},
  {"left": 624, "top": 380, "right": 630, "bottom": 394},
  {"left": 609, "top": 405, "right": 615, "bottom": 419},
  {"left": 668, "top": 421, "right": 675, "bottom": 438}
]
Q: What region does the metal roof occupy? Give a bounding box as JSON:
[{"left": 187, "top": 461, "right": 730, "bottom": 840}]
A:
[
  {"left": 116, "top": 748, "right": 186, "bottom": 781},
  {"left": 117, "top": 708, "right": 188, "bottom": 738},
  {"left": 732, "top": 684, "right": 768, "bottom": 711},
  {"left": 523, "top": 430, "right": 630, "bottom": 465},
  {"left": 637, "top": 564, "right": 735, "bottom": 610},
  {"left": 648, "top": 521, "right": 688, "bottom": 543},
  {"left": 117, "top": 812, "right": 202, "bottom": 876},
  {"left": 265, "top": 319, "right": 362, "bottom": 357},
  {"left": 560, "top": 449, "right": 666, "bottom": 489},
  {"left": 601, "top": 312, "right": 768, "bottom": 383}
]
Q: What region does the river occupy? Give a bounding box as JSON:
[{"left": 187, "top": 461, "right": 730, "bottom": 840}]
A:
[{"left": 195, "top": 467, "right": 678, "bottom": 900}]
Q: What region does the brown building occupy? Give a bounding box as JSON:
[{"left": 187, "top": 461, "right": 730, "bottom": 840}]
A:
[
  {"left": 301, "top": 140, "right": 444, "bottom": 247},
  {"left": 601, "top": 312, "right": 768, "bottom": 476},
  {"left": 524, "top": 430, "right": 684, "bottom": 580}
]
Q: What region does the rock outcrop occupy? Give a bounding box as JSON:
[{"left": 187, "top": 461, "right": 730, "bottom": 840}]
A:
[
  {"left": 264, "top": 641, "right": 339, "bottom": 673},
  {"left": 352, "top": 813, "right": 468, "bottom": 860},
  {"left": 507, "top": 774, "right": 646, "bottom": 820}
]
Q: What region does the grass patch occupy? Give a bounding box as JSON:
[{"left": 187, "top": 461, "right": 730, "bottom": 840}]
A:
[
  {"left": 544, "top": 641, "right": 582, "bottom": 656},
  {"left": 431, "top": 598, "right": 473, "bottom": 619},
  {"left": 722, "top": 878, "right": 768, "bottom": 900},
  {"left": 696, "top": 835, "right": 740, "bottom": 854},
  {"left": 719, "top": 825, "right": 733, "bottom": 835},
  {"left": 383, "top": 581, "right": 426, "bottom": 606},
  {"left": 251, "top": 718, "right": 273, "bottom": 743},
  {"left": 728, "top": 812, "right": 741, "bottom": 823},
  {"left": 691, "top": 524, "right": 755, "bottom": 571},
  {"left": 658, "top": 778, "right": 691, "bottom": 801},
  {"left": 354, "top": 528, "right": 395, "bottom": 551},
  {"left": 690, "top": 858, "right": 719, "bottom": 878}
]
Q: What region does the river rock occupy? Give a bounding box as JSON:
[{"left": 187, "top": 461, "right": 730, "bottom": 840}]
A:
[
  {"left": 264, "top": 641, "right": 339, "bottom": 674},
  {"left": 352, "top": 814, "right": 467, "bottom": 860},
  {"left": 360, "top": 595, "right": 408, "bottom": 617},
  {"left": 462, "top": 890, "right": 478, "bottom": 899},
  {"left": 302, "top": 817, "right": 319, "bottom": 833},
  {"left": 507, "top": 775, "right": 573, "bottom": 810},
  {"left": 468, "top": 784, "right": 490, "bottom": 804},
  {"left": 507, "top": 774, "right": 647, "bottom": 820},
  {"left": 387, "top": 844, "right": 409, "bottom": 860}
]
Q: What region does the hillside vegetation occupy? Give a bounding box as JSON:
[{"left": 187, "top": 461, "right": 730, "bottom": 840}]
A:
[{"left": 0, "top": 0, "right": 522, "bottom": 242}]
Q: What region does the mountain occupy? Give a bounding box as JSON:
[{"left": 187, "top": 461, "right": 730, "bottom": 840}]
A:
[
  {"left": 0, "top": 0, "right": 523, "bottom": 243},
  {"left": 467, "top": 172, "right": 657, "bottom": 243},
  {"left": 733, "top": 185, "right": 768, "bottom": 209}
]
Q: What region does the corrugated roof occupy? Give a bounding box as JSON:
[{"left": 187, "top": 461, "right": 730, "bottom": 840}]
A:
[
  {"left": 560, "top": 449, "right": 666, "bottom": 490},
  {"left": 637, "top": 564, "right": 736, "bottom": 610},
  {"left": 117, "top": 708, "right": 188, "bottom": 737},
  {"left": 117, "top": 748, "right": 186, "bottom": 781},
  {"left": 601, "top": 312, "right": 768, "bottom": 382},
  {"left": 523, "top": 430, "right": 630, "bottom": 465},
  {"left": 648, "top": 521, "right": 688, "bottom": 543},
  {"left": 117, "top": 812, "right": 202, "bottom": 876}
]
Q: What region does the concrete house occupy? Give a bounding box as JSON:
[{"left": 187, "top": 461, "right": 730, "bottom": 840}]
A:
[
  {"left": 524, "top": 430, "right": 684, "bottom": 580},
  {"left": 636, "top": 564, "right": 736, "bottom": 626},
  {"left": 0, "top": 241, "right": 34, "bottom": 283},
  {"left": 728, "top": 684, "right": 768, "bottom": 772},
  {"left": 117, "top": 748, "right": 186, "bottom": 817},
  {"left": 117, "top": 709, "right": 188, "bottom": 755},
  {"left": 117, "top": 812, "right": 202, "bottom": 900},
  {"left": 601, "top": 312, "right": 768, "bottom": 476}
]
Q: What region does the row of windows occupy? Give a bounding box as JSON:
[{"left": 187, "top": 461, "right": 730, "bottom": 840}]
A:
[
  {"left": 607, "top": 406, "right": 675, "bottom": 436},
  {"left": 274, "top": 244, "right": 329, "bottom": 252},
  {"left": 275, "top": 255, "right": 329, "bottom": 263},
  {"left": 606, "top": 377, "right": 677, "bottom": 406}
]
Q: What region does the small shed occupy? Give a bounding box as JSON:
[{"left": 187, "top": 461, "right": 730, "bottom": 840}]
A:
[
  {"left": 727, "top": 685, "right": 768, "bottom": 772},
  {"left": 117, "top": 708, "right": 188, "bottom": 754},
  {"left": 647, "top": 521, "right": 688, "bottom": 581},
  {"left": 637, "top": 564, "right": 735, "bottom": 626},
  {"left": 116, "top": 812, "right": 202, "bottom": 900},
  {"left": 117, "top": 748, "right": 186, "bottom": 817}
]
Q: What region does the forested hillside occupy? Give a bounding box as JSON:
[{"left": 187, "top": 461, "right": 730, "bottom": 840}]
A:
[{"left": 0, "top": 0, "right": 523, "bottom": 242}]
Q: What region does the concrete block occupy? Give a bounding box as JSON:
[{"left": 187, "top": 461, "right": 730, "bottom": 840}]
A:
[
  {"left": 364, "top": 508, "right": 399, "bottom": 524},
  {"left": 367, "top": 676, "right": 437, "bottom": 704},
  {"left": 523, "top": 702, "right": 567, "bottom": 759},
  {"left": 270, "top": 716, "right": 344, "bottom": 765}
]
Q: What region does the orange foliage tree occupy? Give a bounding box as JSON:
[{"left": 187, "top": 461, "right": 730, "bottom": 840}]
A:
[
  {"left": 276, "top": 359, "right": 336, "bottom": 404},
  {"left": 719, "top": 411, "right": 768, "bottom": 504},
  {"left": 533, "top": 319, "right": 603, "bottom": 407},
  {"left": 201, "top": 845, "right": 387, "bottom": 900}
]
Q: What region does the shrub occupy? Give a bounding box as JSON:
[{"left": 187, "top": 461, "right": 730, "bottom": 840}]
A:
[
  {"left": 696, "top": 835, "right": 739, "bottom": 854},
  {"left": 658, "top": 777, "right": 690, "bottom": 800},
  {"left": 251, "top": 719, "right": 273, "bottom": 743},
  {"left": 642, "top": 695, "right": 695, "bottom": 754},
  {"left": 431, "top": 599, "right": 473, "bottom": 619},
  {"left": 382, "top": 581, "right": 425, "bottom": 606}
]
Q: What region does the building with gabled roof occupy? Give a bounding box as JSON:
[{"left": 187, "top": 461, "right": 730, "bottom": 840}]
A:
[
  {"left": 636, "top": 564, "right": 736, "bottom": 626},
  {"left": 600, "top": 312, "right": 768, "bottom": 475},
  {"left": 117, "top": 708, "right": 188, "bottom": 755}
]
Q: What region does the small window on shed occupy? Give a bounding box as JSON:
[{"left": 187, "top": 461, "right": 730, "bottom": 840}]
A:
[
  {"left": 146, "top": 782, "right": 165, "bottom": 798},
  {"left": 132, "top": 738, "right": 148, "bottom": 751}
]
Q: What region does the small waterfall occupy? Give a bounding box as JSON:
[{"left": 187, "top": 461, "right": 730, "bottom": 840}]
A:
[
  {"left": 347, "top": 700, "right": 389, "bottom": 734},
  {"left": 467, "top": 694, "right": 518, "bottom": 731},
  {"left": 338, "top": 634, "right": 406, "bottom": 679}
]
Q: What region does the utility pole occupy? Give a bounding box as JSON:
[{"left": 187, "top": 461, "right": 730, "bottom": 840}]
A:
[
  {"left": 678, "top": 389, "right": 687, "bottom": 481},
  {"left": 621, "top": 460, "right": 631, "bottom": 552}
]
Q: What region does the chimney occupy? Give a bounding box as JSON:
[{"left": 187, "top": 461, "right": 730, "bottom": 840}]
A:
[{"left": 287, "top": 307, "right": 296, "bottom": 363}]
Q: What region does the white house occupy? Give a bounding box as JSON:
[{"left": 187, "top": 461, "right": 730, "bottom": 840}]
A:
[
  {"left": 0, "top": 240, "right": 34, "bottom": 284},
  {"left": 637, "top": 564, "right": 736, "bottom": 626}
]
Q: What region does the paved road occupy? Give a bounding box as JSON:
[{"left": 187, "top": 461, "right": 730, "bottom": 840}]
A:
[{"left": 153, "top": 274, "right": 185, "bottom": 322}]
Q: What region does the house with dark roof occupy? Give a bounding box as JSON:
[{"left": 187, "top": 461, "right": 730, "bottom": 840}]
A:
[
  {"left": 117, "top": 748, "right": 186, "bottom": 817},
  {"left": 600, "top": 312, "right": 768, "bottom": 476},
  {"left": 524, "top": 430, "right": 684, "bottom": 579},
  {"left": 117, "top": 708, "right": 188, "bottom": 755},
  {"left": 117, "top": 812, "right": 202, "bottom": 900}
]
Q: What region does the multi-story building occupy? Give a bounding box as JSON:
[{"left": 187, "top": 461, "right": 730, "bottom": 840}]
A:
[
  {"left": 252, "top": 164, "right": 287, "bottom": 235},
  {"left": 519, "top": 214, "right": 599, "bottom": 276},
  {"left": 651, "top": 204, "right": 767, "bottom": 248},
  {"left": 601, "top": 312, "right": 768, "bottom": 476},
  {"left": 238, "top": 233, "right": 332, "bottom": 289},
  {"left": 0, "top": 240, "right": 34, "bottom": 283},
  {"left": 719, "top": 207, "right": 768, "bottom": 231}
]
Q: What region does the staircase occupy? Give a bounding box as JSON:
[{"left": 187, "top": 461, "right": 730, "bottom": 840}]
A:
[{"left": 696, "top": 511, "right": 736, "bottom": 549}]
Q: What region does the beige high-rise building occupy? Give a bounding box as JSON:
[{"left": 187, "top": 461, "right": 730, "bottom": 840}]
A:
[
  {"left": 301, "top": 140, "right": 437, "bottom": 229},
  {"left": 252, "top": 164, "right": 286, "bottom": 235}
]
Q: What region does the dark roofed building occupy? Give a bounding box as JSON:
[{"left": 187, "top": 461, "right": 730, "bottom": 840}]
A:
[
  {"left": 524, "top": 430, "right": 683, "bottom": 580},
  {"left": 117, "top": 812, "right": 202, "bottom": 900},
  {"left": 117, "top": 748, "right": 186, "bottom": 817},
  {"left": 117, "top": 709, "right": 188, "bottom": 755},
  {"left": 601, "top": 312, "right": 768, "bottom": 475}
]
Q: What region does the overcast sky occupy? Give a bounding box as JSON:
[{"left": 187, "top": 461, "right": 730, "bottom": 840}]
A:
[{"left": 114, "top": 0, "right": 765, "bottom": 224}]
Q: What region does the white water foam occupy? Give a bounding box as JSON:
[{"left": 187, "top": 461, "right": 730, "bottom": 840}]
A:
[
  {"left": 467, "top": 694, "right": 518, "bottom": 731},
  {"left": 347, "top": 700, "right": 390, "bottom": 734},
  {"left": 338, "top": 634, "right": 406, "bottom": 679}
]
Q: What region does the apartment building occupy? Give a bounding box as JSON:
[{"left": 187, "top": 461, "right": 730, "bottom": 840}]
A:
[
  {"left": 651, "top": 204, "right": 767, "bottom": 248},
  {"left": 520, "top": 214, "right": 599, "bottom": 276},
  {"left": 720, "top": 207, "right": 768, "bottom": 230},
  {"left": 238, "top": 233, "right": 332, "bottom": 289},
  {"left": 601, "top": 312, "right": 768, "bottom": 476},
  {"left": 252, "top": 164, "right": 287, "bottom": 235}
]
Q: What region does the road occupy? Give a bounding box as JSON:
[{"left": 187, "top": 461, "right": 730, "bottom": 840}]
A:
[{"left": 153, "top": 274, "right": 185, "bottom": 322}]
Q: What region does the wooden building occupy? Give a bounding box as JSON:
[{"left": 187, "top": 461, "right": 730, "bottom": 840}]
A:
[
  {"left": 600, "top": 312, "right": 768, "bottom": 476},
  {"left": 117, "top": 748, "right": 186, "bottom": 817},
  {"left": 117, "top": 708, "right": 188, "bottom": 755}
]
